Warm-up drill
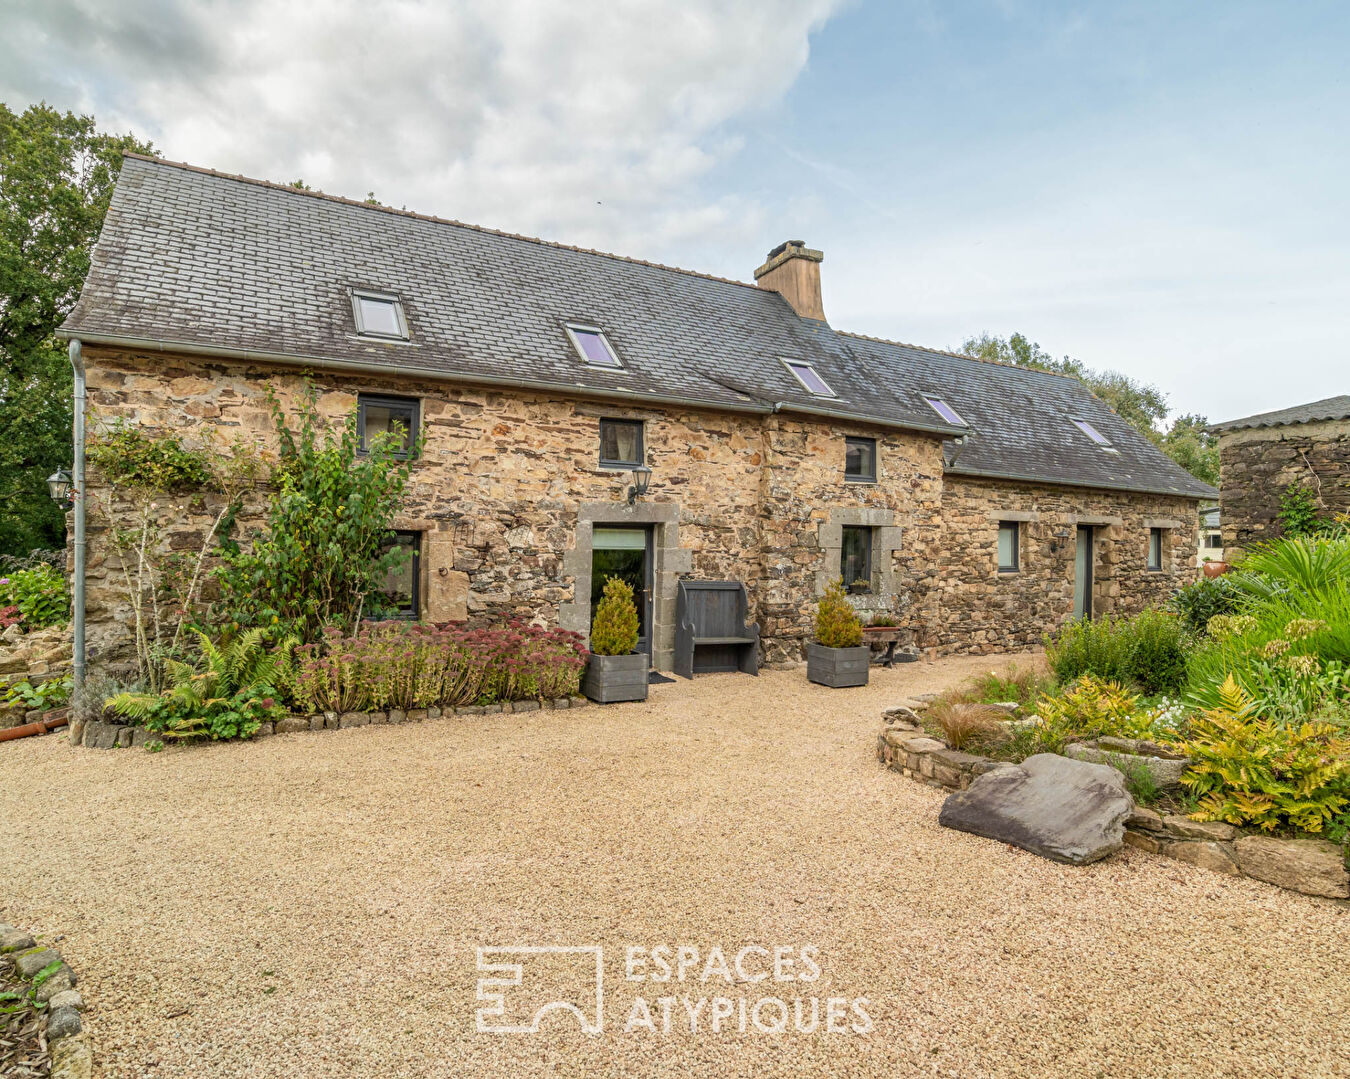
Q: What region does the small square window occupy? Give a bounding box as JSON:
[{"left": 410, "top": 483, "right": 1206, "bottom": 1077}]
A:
[
  {"left": 923, "top": 395, "right": 966, "bottom": 427},
  {"left": 357, "top": 394, "right": 418, "bottom": 458},
  {"left": 998, "top": 521, "right": 1020, "bottom": 573},
  {"left": 1148, "top": 527, "right": 1164, "bottom": 571},
  {"left": 841, "top": 525, "right": 872, "bottom": 589},
  {"left": 845, "top": 437, "right": 877, "bottom": 483},
  {"left": 352, "top": 290, "right": 408, "bottom": 339},
  {"left": 566, "top": 324, "right": 623, "bottom": 369},
  {"left": 782, "top": 359, "right": 836, "bottom": 397},
  {"left": 374, "top": 530, "right": 420, "bottom": 619},
  {"left": 599, "top": 419, "right": 644, "bottom": 468}
]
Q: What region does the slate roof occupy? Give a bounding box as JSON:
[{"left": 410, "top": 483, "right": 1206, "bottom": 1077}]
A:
[
  {"left": 1209, "top": 395, "right": 1350, "bottom": 433},
  {"left": 61, "top": 154, "right": 1216, "bottom": 500}
]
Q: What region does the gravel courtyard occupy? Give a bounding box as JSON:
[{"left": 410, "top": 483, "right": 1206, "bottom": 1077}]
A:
[{"left": 4, "top": 653, "right": 1349, "bottom": 1079}]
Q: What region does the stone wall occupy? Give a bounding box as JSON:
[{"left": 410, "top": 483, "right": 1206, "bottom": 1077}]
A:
[
  {"left": 76, "top": 346, "right": 1204, "bottom": 673},
  {"left": 76, "top": 347, "right": 946, "bottom": 672},
  {"left": 1217, "top": 420, "right": 1350, "bottom": 548},
  {"left": 933, "top": 476, "right": 1199, "bottom": 653}
]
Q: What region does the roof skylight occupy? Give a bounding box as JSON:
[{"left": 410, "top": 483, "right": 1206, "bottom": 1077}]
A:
[
  {"left": 923, "top": 395, "right": 966, "bottom": 426},
  {"left": 566, "top": 324, "right": 623, "bottom": 369},
  {"left": 1071, "top": 418, "right": 1117, "bottom": 450},
  {"left": 782, "top": 359, "right": 835, "bottom": 398},
  {"left": 352, "top": 290, "right": 408, "bottom": 339}
]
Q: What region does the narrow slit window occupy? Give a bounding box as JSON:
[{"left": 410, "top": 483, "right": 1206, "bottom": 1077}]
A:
[
  {"left": 352, "top": 290, "right": 408, "bottom": 339},
  {"left": 997, "top": 521, "right": 1020, "bottom": 572},
  {"left": 1148, "top": 527, "right": 1164, "bottom": 571},
  {"left": 599, "top": 419, "right": 644, "bottom": 468},
  {"left": 782, "top": 359, "right": 836, "bottom": 397},
  {"left": 357, "top": 394, "right": 418, "bottom": 458},
  {"left": 844, "top": 437, "right": 876, "bottom": 483},
  {"left": 566, "top": 324, "right": 623, "bottom": 369},
  {"left": 923, "top": 395, "right": 966, "bottom": 426}
]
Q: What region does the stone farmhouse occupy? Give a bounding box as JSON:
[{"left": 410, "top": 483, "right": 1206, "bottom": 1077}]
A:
[
  {"left": 58, "top": 155, "right": 1216, "bottom": 673},
  {"left": 1210, "top": 395, "right": 1350, "bottom": 549}
]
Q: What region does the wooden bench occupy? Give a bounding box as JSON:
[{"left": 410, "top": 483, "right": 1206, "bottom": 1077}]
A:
[{"left": 674, "top": 580, "right": 759, "bottom": 679}]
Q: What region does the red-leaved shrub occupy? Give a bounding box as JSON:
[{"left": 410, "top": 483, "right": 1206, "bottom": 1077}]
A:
[{"left": 289, "top": 620, "right": 587, "bottom": 712}]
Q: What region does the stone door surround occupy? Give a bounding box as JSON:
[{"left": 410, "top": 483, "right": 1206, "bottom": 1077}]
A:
[{"left": 560, "top": 501, "right": 691, "bottom": 672}]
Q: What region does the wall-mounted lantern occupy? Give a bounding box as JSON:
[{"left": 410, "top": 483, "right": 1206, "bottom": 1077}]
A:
[{"left": 627, "top": 465, "right": 652, "bottom": 505}]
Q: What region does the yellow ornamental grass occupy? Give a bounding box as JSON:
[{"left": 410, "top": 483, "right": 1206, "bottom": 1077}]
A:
[{"left": 1179, "top": 675, "right": 1350, "bottom": 833}]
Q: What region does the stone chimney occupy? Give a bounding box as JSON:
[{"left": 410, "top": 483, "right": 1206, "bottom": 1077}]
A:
[{"left": 753, "top": 240, "right": 825, "bottom": 322}]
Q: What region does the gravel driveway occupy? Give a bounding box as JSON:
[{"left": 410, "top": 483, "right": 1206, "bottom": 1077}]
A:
[{"left": 4, "top": 653, "right": 1349, "bottom": 1078}]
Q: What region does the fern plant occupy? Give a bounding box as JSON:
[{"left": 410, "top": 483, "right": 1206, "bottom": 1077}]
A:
[
  {"left": 1179, "top": 675, "right": 1350, "bottom": 833},
  {"left": 590, "top": 576, "right": 639, "bottom": 656},
  {"left": 815, "top": 578, "right": 862, "bottom": 649},
  {"left": 108, "top": 628, "right": 294, "bottom": 741}
]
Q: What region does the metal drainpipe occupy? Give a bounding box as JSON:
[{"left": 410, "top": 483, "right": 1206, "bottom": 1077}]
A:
[{"left": 69, "top": 339, "right": 87, "bottom": 715}]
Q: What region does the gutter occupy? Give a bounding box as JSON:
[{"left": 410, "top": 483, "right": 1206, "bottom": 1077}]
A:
[
  {"left": 69, "top": 340, "right": 87, "bottom": 716},
  {"left": 54, "top": 328, "right": 967, "bottom": 439}
]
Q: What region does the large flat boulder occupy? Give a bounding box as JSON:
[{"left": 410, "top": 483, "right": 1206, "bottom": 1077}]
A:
[
  {"left": 938, "top": 753, "right": 1134, "bottom": 865},
  {"left": 1233, "top": 836, "right": 1350, "bottom": 898}
]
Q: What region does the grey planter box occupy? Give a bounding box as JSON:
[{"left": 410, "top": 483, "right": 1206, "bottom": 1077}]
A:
[
  {"left": 582, "top": 652, "right": 649, "bottom": 703},
  {"left": 806, "top": 643, "right": 870, "bottom": 688}
]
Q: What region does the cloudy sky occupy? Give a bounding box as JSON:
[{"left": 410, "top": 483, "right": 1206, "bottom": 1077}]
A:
[{"left": 2, "top": 0, "right": 1346, "bottom": 423}]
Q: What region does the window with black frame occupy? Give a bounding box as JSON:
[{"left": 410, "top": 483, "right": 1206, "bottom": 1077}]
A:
[
  {"left": 599, "top": 419, "right": 644, "bottom": 468},
  {"left": 840, "top": 526, "right": 872, "bottom": 590},
  {"left": 1148, "top": 527, "right": 1164, "bottom": 571},
  {"left": 844, "top": 437, "right": 876, "bottom": 483},
  {"left": 373, "top": 531, "right": 420, "bottom": 619},
  {"left": 357, "top": 394, "right": 418, "bottom": 458}
]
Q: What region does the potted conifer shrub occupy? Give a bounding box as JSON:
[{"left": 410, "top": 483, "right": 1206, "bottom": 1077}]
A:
[
  {"left": 581, "top": 576, "right": 649, "bottom": 703},
  {"left": 806, "top": 578, "right": 869, "bottom": 688}
]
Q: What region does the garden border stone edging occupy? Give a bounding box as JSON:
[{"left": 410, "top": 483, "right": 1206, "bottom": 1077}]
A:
[
  {"left": 876, "top": 706, "right": 1350, "bottom": 900},
  {"left": 74, "top": 695, "right": 592, "bottom": 749},
  {"left": 1, "top": 922, "right": 92, "bottom": 1079}
]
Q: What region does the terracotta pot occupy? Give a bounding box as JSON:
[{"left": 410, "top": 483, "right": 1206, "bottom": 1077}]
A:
[{"left": 1203, "top": 561, "right": 1230, "bottom": 578}]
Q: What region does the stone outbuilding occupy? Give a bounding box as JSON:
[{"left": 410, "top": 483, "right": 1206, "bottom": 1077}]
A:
[
  {"left": 57, "top": 154, "right": 1216, "bottom": 673},
  {"left": 1210, "top": 395, "right": 1350, "bottom": 549}
]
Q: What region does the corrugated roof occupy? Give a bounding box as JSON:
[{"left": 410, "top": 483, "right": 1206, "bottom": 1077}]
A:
[
  {"left": 61, "top": 154, "right": 1216, "bottom": 499},
  {"left": 1209, "top": 395, "right": 1350, "bottom": 433}
]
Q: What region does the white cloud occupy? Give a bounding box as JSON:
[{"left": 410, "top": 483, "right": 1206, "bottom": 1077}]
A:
[{"left": 0, "top": 0, "right": 842, "bottom": 261}]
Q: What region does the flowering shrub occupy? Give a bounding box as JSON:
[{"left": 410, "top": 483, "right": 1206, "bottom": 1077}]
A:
[
  {"left": 288, "top": 621, "right": 587, "bottom": 712},
  {"left": 0, "top": 564, "right": 69, "bottom": 630}
]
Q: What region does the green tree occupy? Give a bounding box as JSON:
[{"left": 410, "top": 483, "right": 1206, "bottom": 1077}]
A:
[
  {"left": 1159, "top": 412, "right": 1219, "bottom": 487},
  {"left": 0, "top": 102, "right": 153, "bottom": 556},
  {"left": 213, "top": 382, "right": 420, "bottom": 642},
  {"left": 961, "top": 332, "right": 1215, "bottom": 483}
]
